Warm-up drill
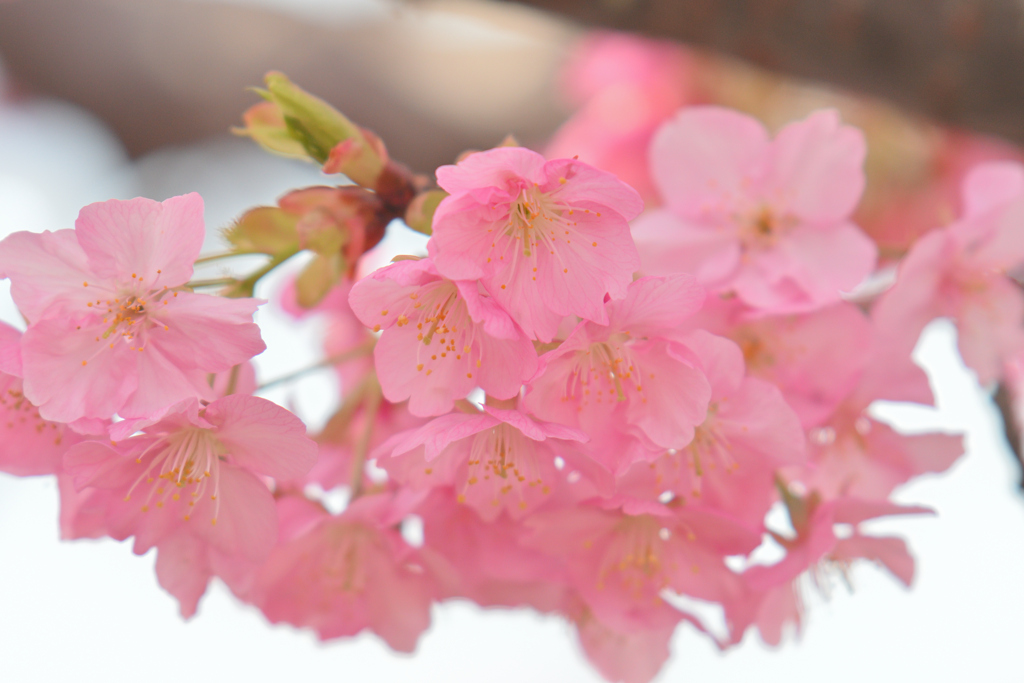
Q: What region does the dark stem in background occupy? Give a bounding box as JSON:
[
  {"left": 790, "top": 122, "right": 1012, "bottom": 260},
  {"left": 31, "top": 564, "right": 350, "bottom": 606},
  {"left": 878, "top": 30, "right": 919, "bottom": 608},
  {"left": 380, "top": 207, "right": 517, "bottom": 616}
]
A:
[
  {"left": 504, "top": 0, "right": 1024, "bottom": 145},
  {"left": 993, "top": 383, "right": 1024, "bottom": 489}
]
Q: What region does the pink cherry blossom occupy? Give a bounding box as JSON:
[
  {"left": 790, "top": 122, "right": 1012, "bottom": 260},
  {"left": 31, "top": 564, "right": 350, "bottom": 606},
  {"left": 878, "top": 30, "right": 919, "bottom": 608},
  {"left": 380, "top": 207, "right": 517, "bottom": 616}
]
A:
[
  {"left": 239, "top": 491, "right": 436, "bottom": 651},
  {"left": 374, "top": 404, "right": 598, "bottom": 521},
  {"left": 349, "top": 258, "right": 537, "bottom": 416},
  {"left": 794, "top": 328, "right": 962, "bottom": 500},
  {"left": 633, "top": 107, "right": 877, "bottom": 312},
  {"left": 429, "top": 146, "right": 644, "bottom": 341},
  {"left": 525, "top": 503, "right": 759, "bottom": 634},
  {"left": 873, "top": 162, "right": 1024, "bottom": 384},
  {"left": 61, "top": 394, "right": 316, "bottom": 614},
  {"left": 417, "top": 488, "right": 569, "bottom": 611},
  {"left": 568, "top": 595, "right": 683, "bottom": 683},
  {"left": 687, "top": 296, "right": 874, "bottom": 428},
  {"left": 615, "top": 330, "right": 806, "bottom": 527},
  {"left": 0, "top": 194, "right": 266, "bottom": 422},
  {"left": 728, "top": 494, "right": 929, "bottom": 644},
  {"left": 0, "top": 322, "right": 81, "bottom": 475},
  {"left": 524, "top": 275, "right": 711, "bottom": 473}
]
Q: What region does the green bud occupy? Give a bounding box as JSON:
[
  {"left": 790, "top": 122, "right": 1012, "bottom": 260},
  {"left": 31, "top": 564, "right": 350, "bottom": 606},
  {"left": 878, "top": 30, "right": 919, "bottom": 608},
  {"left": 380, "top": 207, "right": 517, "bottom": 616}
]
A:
[
  {"left": 295, "top": 253, "right": 345, "bottom": 308},
  {"left": 224, "top": 207, "right": 300, "bottom": 255},
  {"left": 232, "top": 100, "right": 311, "bottom": 161},
  {"left": 404, "top": 189, "right": 448, "bottom": 236},
  {"left": 264, "top": 72, "right": 371, "bottom": 167}
]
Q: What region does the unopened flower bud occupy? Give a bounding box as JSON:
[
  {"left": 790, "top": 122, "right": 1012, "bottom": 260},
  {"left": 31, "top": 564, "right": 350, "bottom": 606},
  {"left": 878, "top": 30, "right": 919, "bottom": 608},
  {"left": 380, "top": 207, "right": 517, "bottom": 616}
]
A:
[
  {"left": 224, "top": 206, "right": 300, "bottom": 255},
  {"left": 404, "top": 190, "right": 448, "bottom": 236},
  {"left": 232, "top": 100, "right": 310, "bottom": 160}
]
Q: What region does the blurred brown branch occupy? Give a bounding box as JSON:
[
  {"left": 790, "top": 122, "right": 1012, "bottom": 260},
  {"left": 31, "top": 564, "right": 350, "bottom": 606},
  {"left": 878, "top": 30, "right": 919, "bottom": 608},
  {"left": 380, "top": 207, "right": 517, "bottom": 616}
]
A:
[
  {"left": 505, "top": 0, "right": 1024, "bottom": 146},
  {"left": 0, "top": 0, "right": 570, "bottom": 169},
  {"left": 5, "top": 0, "right": 1024, "bottom": 167},
  {"left": 994, "top": 383, "right": 1024, "bottom": 489}
]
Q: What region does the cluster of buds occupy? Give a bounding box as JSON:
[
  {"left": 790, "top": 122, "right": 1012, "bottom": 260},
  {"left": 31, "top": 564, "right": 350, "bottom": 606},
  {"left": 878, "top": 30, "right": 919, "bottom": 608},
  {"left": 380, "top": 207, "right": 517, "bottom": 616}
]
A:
[{"left": 230, "top": 72, "right": 434, "bottom": 305}]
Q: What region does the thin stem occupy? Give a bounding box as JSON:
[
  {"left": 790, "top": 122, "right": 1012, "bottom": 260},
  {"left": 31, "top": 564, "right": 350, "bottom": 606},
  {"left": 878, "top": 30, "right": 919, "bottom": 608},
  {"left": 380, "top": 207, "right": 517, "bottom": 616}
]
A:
[
  {"left": 349, "top": 375, "right": 382, "bottom": 500},
  {"left": 256, "top": 339, "right": 376, "bottom": 391},
  {"left": 317, "top": 375, "right": 372, "bottom": 445},
  {"left": 186, "top": 277, "right": 237, "bottom": 289},
  {"left": 193, "top": 251, "right": 253, "bottom": 265},
  {"left": 223, "top": 364, "right": 242, "bottom": 397}
]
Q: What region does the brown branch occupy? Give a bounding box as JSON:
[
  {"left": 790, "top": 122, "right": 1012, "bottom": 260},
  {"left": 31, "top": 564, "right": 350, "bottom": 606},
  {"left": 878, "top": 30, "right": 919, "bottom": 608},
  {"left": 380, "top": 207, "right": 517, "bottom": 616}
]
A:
[
  {"left": 0, "top": 0, "right": 570, "bottom": 169},
  {"left": 504, "top": 0, "right": 1024, "bottom": 146},
  {"left": 993, "top": 382, "right": 1024, "bottom": 489}
]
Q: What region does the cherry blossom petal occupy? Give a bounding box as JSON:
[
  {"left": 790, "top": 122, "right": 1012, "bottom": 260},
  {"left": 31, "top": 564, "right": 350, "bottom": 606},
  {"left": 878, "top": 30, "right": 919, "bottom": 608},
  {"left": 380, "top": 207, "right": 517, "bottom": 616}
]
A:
[
  {"left": 762, "top": 109, "right": 866, "bottom": 223},
  {"left": 650, "top": 106, "right": 770, "bottom": 217},
  {"left": 204, "top": 394, "right": 318, "bottom": 481},
  {"left": 75, "top": 193, "right": 205, "bottom": 288},
  {"left": 0, "top": 229, "right": 100, "bottom": 321}
]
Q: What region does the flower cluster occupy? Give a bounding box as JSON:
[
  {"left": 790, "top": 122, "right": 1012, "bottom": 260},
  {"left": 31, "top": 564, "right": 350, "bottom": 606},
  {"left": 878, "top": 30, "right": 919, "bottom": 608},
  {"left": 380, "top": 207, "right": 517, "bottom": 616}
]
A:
[
  {"left": 0, "top": 193, "right": 318, "bottom": 615},
  {"left": 6, "top": 67, "right": 1023, "bottom": 683}
]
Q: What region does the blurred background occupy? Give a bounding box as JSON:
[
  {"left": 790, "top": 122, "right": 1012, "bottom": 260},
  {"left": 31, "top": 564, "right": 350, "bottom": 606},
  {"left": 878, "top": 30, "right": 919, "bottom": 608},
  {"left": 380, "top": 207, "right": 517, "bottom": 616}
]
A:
[{"left": 1, "top": 1, "right": 1023, "bottom": 681}]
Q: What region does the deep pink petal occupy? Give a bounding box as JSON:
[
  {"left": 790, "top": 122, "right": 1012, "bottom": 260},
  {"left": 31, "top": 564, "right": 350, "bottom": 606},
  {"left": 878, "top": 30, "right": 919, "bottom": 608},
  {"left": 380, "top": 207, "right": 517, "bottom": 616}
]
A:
[
  {"left": 377, "top": 411, "right": 497, "bottom": 461},
  {"left": 677, "top": 329, "right": 745, "bottom": 397},
  {"left": 455, "top": 279, "right": 519, "bottom": 340},
  {"left": 63, "top": 440, "right": 139, "bottom": 491},
  {"left": 472, "top": 331, "right": 538, "bottom": 401},
  {"left": 118, "top": 346, "right": 211, "bottom": 420},
  {"left": 348, "top": 258, "right": 437, "bottom": 330},
  {"left": 957, "top": 277, "right": 1024, "bottom": 384},
  {"left": 575, "top": 613, "right": 676, "bottom": 683},
  {"left": 0, "top": 371, "right": 77, "bottom": 476},
  {"left": 736, "top": 222, "right": 876, "bottom": 310},
  {"left": 430, "top": 193, "right": 510, "bottom": 282},
  {"left": 436, "top": 146, "right": 547, "bottom": 194},
  {"left": 831, "top": 498, "right": 933, "bottom": 525}
]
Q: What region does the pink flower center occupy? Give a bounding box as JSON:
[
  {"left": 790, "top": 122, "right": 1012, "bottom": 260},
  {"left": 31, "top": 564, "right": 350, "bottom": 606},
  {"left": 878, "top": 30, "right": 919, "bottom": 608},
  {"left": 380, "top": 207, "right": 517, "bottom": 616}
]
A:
[
  {"left": 395, "top": 280, "right": 482, "bottom": 379},
  {"left": 317, "top": 522, "right": 373, "bottom": 595},
  {"left": 595, "top": 516, "right": 671, "bottom": 594},
  {"left": 737, "top": 206, "right": 794, "bottom": 253},
  {"left": 735, "top": 328, "right": 775, "bottom": 372},
  {"left": 123, "top": 426, "right": 225, "bottom": 524},
  {"left": 592, "top": 516, "right": 701, "bottom": 597},
  {"left": 459, "top": 424, "right": 550, "bottom": 509},
  {"left": 684, "top": 404, "right": 740, "bottom": 495},
  {"left": 565, "top": 333, "right": 647, "bottom": 406},
  {"left": 1, "top": 382, "right": 66, "bottom": 446},
  {"left": 486, "top": 183, "right": 603, "bottom": 279},
  {"left": 83, "top": 276, "right": 176, "bottom": 353}
]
